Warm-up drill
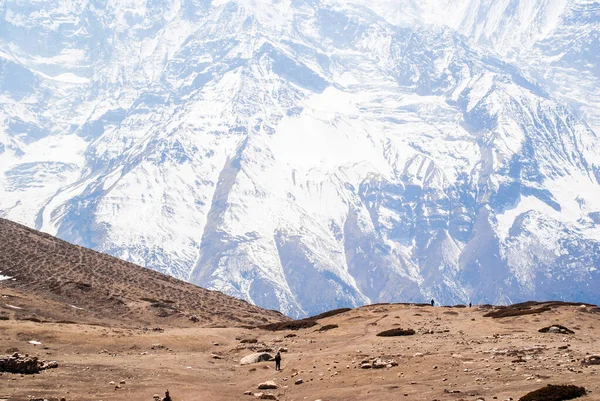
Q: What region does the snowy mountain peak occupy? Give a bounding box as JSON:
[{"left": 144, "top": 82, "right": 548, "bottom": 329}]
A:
[{"left": 1, "top": 0, "right": 599, "bottom": 317}]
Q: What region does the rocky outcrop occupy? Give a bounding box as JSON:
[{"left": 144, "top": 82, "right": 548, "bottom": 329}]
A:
[{"left": 0, "top": 353, "right": 58, "bottom": 374}]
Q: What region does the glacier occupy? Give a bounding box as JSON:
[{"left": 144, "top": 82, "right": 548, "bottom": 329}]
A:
[{"left": 0, "top": 0, "right": 599, "bottom": 317}]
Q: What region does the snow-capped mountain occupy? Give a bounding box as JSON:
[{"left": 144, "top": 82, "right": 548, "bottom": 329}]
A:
[{"left": 1, "top": 0, "right": 599, "bottom": 317}]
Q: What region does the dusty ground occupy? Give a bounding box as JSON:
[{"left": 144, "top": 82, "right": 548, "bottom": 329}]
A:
[{"left": 2, "top": 303, "right": 599, "bottom": 401}]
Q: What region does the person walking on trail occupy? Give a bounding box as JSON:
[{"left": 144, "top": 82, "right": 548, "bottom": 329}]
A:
[
  {"left": 275, "top": 351, "right": 282, "bottom": 371},
  {"left": 162, "top": 390, "right": 172, "bottom": 401},
  {"left": 431, "top": 299, "right": 435, "bottom": 307}
]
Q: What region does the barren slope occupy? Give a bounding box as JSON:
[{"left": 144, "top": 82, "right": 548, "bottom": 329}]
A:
[{"left": 0, "top": 217, "right": 286, "bottom": 328}]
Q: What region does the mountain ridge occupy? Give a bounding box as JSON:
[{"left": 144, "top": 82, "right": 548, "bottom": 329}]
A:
[{"left": 1, "top": 0, "right": 599, "bottom": 317}]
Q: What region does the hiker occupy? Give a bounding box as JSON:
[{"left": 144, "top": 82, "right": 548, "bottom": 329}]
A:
[
  {"left": 430, "top": 299, "right": 435, "bottom": 307},
  {"left": 469, "top": 302, "right": 472, "bottom": 308},
  {"left": 275, "top": 351, "right": 282, "bottom": 371},
  {"left": 162, "top": 390, "right": 172, "bottom": 401}
]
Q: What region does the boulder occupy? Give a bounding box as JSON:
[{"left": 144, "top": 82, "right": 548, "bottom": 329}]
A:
[
  {"left": 257, "top": 381, "right": 278, "bottom": 390},
  {"left": 40, "top": 361, "right": 58, "bottom": 370},
  {"left": 368, "top": 358, "right": 398, "bottom": 369},
  {"left": 241, "top": 353, "right": 273, "bottom": 365},
  {"left": 372, "top": 359, "right": 388, "bottom": 369},
  {"left": 539, "top": 325, "right": 574, "bottom": 334}
]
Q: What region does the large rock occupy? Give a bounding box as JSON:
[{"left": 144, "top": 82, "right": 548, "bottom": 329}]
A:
[
  {"left": 372, "top": 359, "right": 388, "bottom": 369},
  {"left": 539, "top": 325, "right": 574, "bottom": 335},
  {"left": 360, "top": 357, "right": 398, "bottom": 369},
  {"left": 0, "top": 353, "right": 58, "bottom": 374},
  {"left": 582, "top": 355, "right": 600, "bottom": 366},
  {"left": 241, "top": 353, "right": 273, "bottom": 365},
  {"left": 257, "top": 381, "right": 278, "bottom": 390}
]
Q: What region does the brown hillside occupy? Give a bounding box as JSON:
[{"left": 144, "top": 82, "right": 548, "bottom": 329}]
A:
[
  {"left": 0, "top": 217, "right": 286, "bottom": 327},
  {"left": 1, "top": 301, "right": 599, "bottom": 401}
]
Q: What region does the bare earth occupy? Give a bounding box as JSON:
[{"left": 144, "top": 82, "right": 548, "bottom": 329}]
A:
[
  {"left": 1, "top": 303, "right": 599, "bottom": 401},
  {"left": 0, "top": 217, "right": 285, "bottom": 328}
]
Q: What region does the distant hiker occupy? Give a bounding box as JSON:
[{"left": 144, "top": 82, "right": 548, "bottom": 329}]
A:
[
  {"left": 469, "top": 302, "right": 472, "bottom": 308},
  {"left": 430, "top": 299, "right": 435, "bottom": 307},
  {"left": 275, "top": 351, "right": 282, "bottom": 371},
  {"left": 162, "top": 390, "right": 172, "bottom": 401}
]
